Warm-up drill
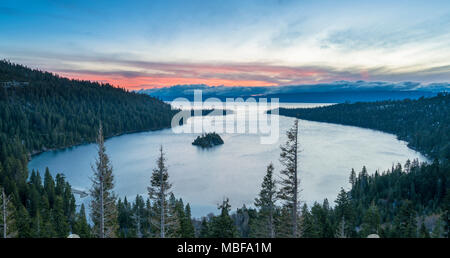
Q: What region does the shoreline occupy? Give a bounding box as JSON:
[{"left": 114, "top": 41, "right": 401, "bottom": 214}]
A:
[{"left": 28, "top": 125, "right": 172, "bottom": 159}]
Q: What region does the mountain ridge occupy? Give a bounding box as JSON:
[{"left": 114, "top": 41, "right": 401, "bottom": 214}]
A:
[{"left": 138, "top": 81, "right": 449, "bottom": 102}]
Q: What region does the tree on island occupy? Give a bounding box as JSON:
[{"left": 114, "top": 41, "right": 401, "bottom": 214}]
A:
[{"left": 192, "top": 132, "right": 224, "bottom": 148}]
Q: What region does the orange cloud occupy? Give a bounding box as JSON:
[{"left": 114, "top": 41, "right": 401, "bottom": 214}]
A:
[
  {"left": 58, "top": 72, "right": 277, "bottom": 89},
  {"left": 53, "top": 61, "right": 362, "bottom": 89}
]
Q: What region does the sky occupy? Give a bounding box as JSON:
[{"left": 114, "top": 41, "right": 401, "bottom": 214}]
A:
[{"left": 1, "top": 0, "right": 450, "bottom": 89}]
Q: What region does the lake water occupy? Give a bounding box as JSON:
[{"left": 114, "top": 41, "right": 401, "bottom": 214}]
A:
[{"left": 28, "top": 102, "right": 427, "bottom": 218}]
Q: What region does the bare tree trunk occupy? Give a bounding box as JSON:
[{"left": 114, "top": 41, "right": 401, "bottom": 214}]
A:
[
  {"left": 293, "top": 120, "right": 298, "bottom": 237},
  {"left": 160, "top": 168, "right": 165, "bottom": 238},
  {"left": 99, "top": 177, "right": 104, "bottom": 238},
  {"left": 269, "top": 203, "right": 274, "bottom": 238},
  {"left": 136, "top": 216, "right": 142, "bottom": 238},
  {"left": 340, "top": 217, "right": 346, "bottom": 238}
]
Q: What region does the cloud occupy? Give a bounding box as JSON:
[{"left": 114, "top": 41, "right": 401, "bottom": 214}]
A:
[
  {"left": 49, "top": 59, "right": 368, "bottom": 88},
  {"left": 5, "top": 50, "right": 449, "bottom": 89},
  {"left": 322, "top": 14, "right": 450, "bottom": 51},
  {"left": 1, "top": 1, "right": 450, "bottom": 88},
  {"left": 139, "top": 81, "right": 450, "bottom": 99},
  {"left": 46, "top": 56, "right": 450, "bottom": 89}
]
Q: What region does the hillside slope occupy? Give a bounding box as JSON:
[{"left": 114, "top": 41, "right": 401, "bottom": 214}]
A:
[
  {"left": 277, "top": 93, "right": 450, "bottom": 161},
  {"left": 0, "top": 60, "right": 176, "bottom": 199},
  {"left": 0, "top": 60, "right": 175, "bottom": 154}
]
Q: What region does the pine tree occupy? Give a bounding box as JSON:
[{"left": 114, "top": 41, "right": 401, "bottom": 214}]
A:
[
  {"left": 132, "top": 195, "right": 146, "bottom": 238},
  {"left": 90, "top": 124, "right": 118, "bottom": 238},
  {"left": 278, "top": 119, "right": 300, "bottom": 237},
  {"left": 432, "top": 219, "right": 443, "bottom": 238},
  {"left": 321, "top": 199, "right": 334, "bottom": 237},
  {"left": 53, "top": 196, "right": 70, "bottom": 237},
  {"left": 117, "top": 197, "right": 134, "bottom": 237},
  {"left": 336, "top": 217, "right": 346, "bottom": 238},
  {"left": 73, "top": 204, "right": 91, "bottom": 238},
  {"left": 39, "top": 195, "right": 55, "bottom": 237},
  {"left": 182, "top": 203, "right": 195, "bottom": 237},
  {"left": 144, "top": 198, "right": 152, "bottom": 237},
  {"left": 0, "top": 187, "right": 17, "bottom": 238},
  {"left": 209, "top": 198, "right": 238, "bottom": 238},
  {"left": 63, "top": 181, "right": 76, "bottom": 230},
  {"left": 419, "top": 222, "right": 430, "bottom": 238},
  {"left": 44, "top": 168, "right": 55, "bottom": 208},
  {"left": 443, "top": 189, "right": 449, "bottom": 238},
  {"left": 361, "top": 202, "right": 381, "bottom": 237},
  {"left": 167, "top": 193, "right": 182, "bottom": 237},
  {"left": 234, "top": 205, "right": 258, "bottom": 237},
  {"left": 349, "top": 169, "right": 356, "bottom": 187},
  {"left": 334, "top": 188, "right": 355, "bottom": 237},
  {"left": 148, "top": 146, "right": 172, "bottom": 238},
  {"left": 300, "top": 204, "right": 317, "bottom": 238},
  {"left": 15, "top": 204, "right": 31, "bottom": 238},
  {"left": 275, "top": 206, "right": 294, "bottom": 238},
  {"left": 359, "top": 166, "right": 368, "bottom": 191},
  {"left": 254, "top": 163, "right": 277, "bottom": 238},
  {"left": 310, "top": 201, "right": 333, "bottom": 238},
  {"left": 395, "top": 200, "right": 417, "bottom": 238},
  {"left": 199, "top": 217, "right": 210, "bottom": 238}
]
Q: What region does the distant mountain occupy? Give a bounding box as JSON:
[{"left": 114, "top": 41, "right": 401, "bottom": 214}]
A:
[{"left": 138, "top": 81, "right": 449, "bottom": 103}]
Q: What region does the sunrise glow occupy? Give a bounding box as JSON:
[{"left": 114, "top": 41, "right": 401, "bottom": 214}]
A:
[{"left": 1, "top": 0, "right": 449, "bottom": 89}]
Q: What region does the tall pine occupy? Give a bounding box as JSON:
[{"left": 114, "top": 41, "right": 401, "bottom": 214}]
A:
[
  {"left": 278, "top": 119, "right": 300, "bottom": 237},
  {"left": 73, "top": 204, "right": 91, "bottom": 238},
  {"left": 334, "top": 188, "right": 355, "bottom": 237},
  {"left": 209, "top": 198, "right": 238, "bottom": 238},
  {"left": 148, "top": 146, "right": 172, "bottom": 238},
  {"left": 254, "top": 163, "right": 277, "bottom": 238},
  {"left": 90, "top": 124, "right": 118, "bottom": 238}
]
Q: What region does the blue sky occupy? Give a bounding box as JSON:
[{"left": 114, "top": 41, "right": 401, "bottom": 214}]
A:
[{"left": 1, "top": 0, "right": 449, "bottom": 88}]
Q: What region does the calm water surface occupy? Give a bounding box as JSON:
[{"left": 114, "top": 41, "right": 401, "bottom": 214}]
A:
[{"left": 28, "top": 103, "right": 427, "bottom": 217}]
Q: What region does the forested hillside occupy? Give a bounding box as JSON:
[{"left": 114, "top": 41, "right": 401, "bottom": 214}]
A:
[
  {"left": 277, "top": 93, "right": 450, "bottom": 161},
  {"left": 0, "top": 60, "right": 448, "bottom": 238},
  {"left": 0, "top": 60, "right": 175, "bottom": 237},
  {"left": 0, "top": 60, "right": 175, "bottom": 154},
  {"left": 274, "top": 94, "right": 449, "bottom": 237}
]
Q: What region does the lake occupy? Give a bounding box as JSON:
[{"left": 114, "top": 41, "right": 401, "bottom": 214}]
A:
[{"left": 28, "top": 102, "right": 427, "bottom": 218}]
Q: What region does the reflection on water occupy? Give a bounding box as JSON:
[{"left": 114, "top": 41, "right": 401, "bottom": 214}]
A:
[{"left": 28, "top": 103, "right": 427, "bottom": 217}]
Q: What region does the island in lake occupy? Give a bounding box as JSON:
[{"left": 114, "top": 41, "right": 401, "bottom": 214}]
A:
[{"left": 192, "top": 132, "right": 224, "bottom": 148}]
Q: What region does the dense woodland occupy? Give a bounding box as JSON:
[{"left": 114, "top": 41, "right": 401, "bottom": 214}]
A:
[
  {"left": 0, "top": 60, "right": 448, "bottom": 238},
  {"left": 272, "top": 94, "right": 450, "bottom": 237},
  {"left": 0, "top": 60, "right": 175, "bottom": 153},
  {"left": 278, "top": 93, "right": 450, "bottom": 161},
  {"left": 0, "top": 60, "right": 174, "bottom": 237}
]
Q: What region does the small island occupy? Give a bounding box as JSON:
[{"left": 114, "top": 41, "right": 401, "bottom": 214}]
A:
[{"left": 192, "top": 132, "right": 224, "bottom": 148}]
